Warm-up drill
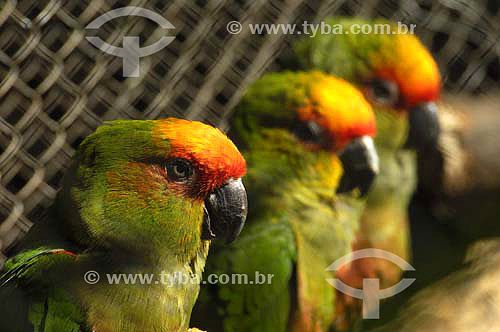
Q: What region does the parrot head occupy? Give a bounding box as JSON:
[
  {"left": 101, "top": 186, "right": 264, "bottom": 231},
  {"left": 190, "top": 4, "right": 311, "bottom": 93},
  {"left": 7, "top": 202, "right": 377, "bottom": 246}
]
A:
[
  {"left": 292, "top": 18, "right": 441, "bottom": 150},
  {"left": 58, "top": 119, "right": 247, "bottom": 258},
  {"left": 231, "top": 71, "right": 379, "bottom": 197}
]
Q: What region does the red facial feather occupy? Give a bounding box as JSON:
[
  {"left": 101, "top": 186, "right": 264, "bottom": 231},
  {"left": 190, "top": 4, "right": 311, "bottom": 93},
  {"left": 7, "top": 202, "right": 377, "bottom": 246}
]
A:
[
  {"left": 377, "top": 68, "right": 440, "bottom": 107},
  {"left": 374, "top": 33, "right": 441, "bottom": 108},
  {"left": 299, "top": 74, "right": 377, "bottom": 151},
  {"left": 153, "top": 118, "right": 246, "bottom": 196}
]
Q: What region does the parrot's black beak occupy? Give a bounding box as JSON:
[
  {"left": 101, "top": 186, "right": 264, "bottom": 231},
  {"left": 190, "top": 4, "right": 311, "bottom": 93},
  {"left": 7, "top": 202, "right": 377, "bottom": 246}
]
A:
[
  {"left": 202, "top": 178, "right": 248, "bottom": 243},
  {"left": 337, "top": 136, "right": 379, "bottom": 197},
  {"left": 405, "top": 102, "right": 440, "bottom": 150}
]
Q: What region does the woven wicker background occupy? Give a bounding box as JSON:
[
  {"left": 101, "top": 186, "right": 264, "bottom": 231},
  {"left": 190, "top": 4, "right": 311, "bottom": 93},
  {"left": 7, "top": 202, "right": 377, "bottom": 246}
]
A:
[{"left": 1, "top": 0, "right": 499, "bottom": 262}]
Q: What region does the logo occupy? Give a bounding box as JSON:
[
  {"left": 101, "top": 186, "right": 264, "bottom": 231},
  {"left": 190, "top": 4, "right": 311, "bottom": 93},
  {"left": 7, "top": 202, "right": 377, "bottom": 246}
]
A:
[
  {"left": 85, "top": 6, "right": 175, "bottom": 77},
  {"left": 326, "top": 249, "right": 415, "bottom": 319}
]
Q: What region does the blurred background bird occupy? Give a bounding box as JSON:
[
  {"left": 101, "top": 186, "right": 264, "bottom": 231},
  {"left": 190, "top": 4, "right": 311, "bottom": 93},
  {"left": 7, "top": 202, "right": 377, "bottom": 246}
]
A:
[
  {"left": 362, "top": 93, "right": 500, "bottom": 332},
  {"left": 287, "top": 17, "right": 442, "bottom": 328},
  {"left": 0, "top": 119, "right": 248, "bottom": 332},
  {"left": 191, "top": 70, "right": 379, "bottom": 332}
]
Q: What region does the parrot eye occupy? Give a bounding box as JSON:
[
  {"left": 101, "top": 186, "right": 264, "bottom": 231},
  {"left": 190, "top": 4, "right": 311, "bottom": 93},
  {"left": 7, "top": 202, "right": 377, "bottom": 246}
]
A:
[
  {"left": 166, "top": 159, "right": 193, "bottom": 182},
  {"left": 367, "top": 79, "right": 399, "bottom": 106},
  {"left": 294, "top": 120, "right": 326, "bottom": 146}
]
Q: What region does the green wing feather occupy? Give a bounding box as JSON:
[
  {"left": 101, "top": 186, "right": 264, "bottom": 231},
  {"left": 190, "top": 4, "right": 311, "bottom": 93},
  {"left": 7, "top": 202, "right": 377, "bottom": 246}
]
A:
[
  {"left": 195, "top": 222, "right": 296, "bottom": 332},
  {"left": 0, "top": 249, "right": 85, "bottom": 332}
]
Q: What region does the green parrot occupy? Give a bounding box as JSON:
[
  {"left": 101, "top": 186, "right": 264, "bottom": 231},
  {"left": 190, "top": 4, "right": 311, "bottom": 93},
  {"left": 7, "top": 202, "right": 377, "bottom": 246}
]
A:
[
  {"left": 191, "top": 70, "right": 380, "bottom": 332},
  {"left": 0, "top": 118, "right": 248, "bottom": 332},
  {"left": 363, "top": 93, "right": 500, "bottom": 331},
  {"left": 288, "top": 18, "right": 442, "bottom": 327}
]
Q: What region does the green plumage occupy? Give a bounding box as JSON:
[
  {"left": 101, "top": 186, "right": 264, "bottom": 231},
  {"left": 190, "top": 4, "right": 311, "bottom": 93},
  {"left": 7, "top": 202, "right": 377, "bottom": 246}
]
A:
[
  {"left": 364, "top": 95, "right": 500, "bottom": 331},
  {"left": 192, "top": 71, "right": 364, "bottom": 332},
  {"left": 358, "top": 109, "right": 414, "bottom": 285},
  {"left": 288, "top": 18, "right": 424, "bottom": 329},
  {"left": 291, "top": 17, "right": 415, "bottom": 280},
  {"left": 290, "top": 18, "right": 397, "bottom": 84},
  {"left": 0, "top": 120, "right": 211, "bottom": 332}
]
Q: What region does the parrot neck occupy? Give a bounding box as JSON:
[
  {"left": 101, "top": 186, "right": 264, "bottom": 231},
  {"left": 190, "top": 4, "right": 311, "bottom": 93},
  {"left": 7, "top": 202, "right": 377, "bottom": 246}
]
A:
[
  {"left": 74, "top": 242, "right": 210, "bottom": 332},
  {"left": 241, "top": 129, "right": 342, "bottom": 221},
  {"left": 373, "top": 108, "right": 409, "bottom": 150}
]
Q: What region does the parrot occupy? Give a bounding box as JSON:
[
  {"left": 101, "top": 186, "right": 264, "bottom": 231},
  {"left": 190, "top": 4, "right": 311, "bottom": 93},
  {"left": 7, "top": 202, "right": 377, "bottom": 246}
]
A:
[
  {"left": 191, "top": 70, "right": 380, "bottom": 332},
  {"left": 287, "top": 17, "right": 442, "bottom": 328},
  {"left": 362, "top": 93, "right": 500, "bottom": 331},
  {"left": 0, "top": 118, "right": 248, "bottom": 332}
]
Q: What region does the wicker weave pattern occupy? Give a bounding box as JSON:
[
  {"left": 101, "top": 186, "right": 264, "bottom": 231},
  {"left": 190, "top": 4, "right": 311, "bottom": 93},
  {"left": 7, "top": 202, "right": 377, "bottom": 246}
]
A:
[{"left": 0, "top": 0, "right": 499, "bottom": 262}]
